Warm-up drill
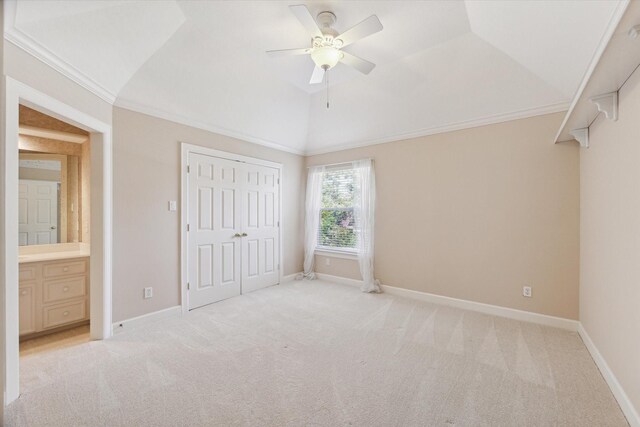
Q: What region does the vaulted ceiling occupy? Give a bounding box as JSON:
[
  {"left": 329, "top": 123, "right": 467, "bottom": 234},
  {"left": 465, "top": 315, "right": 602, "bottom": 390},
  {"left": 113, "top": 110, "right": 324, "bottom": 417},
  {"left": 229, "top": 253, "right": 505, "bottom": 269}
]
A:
[{"left": 6, "top": 1, "right": 624, "bottom": 154}]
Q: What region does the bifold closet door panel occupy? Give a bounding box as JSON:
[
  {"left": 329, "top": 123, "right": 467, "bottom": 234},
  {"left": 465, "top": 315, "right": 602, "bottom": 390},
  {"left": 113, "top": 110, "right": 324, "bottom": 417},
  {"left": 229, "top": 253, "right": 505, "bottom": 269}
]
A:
[
  {"left": 241, "top": 163, "right": 280, "bottom": 294},
  {"left": 188, "top": 153, "right": 242, "bottom": 310}
]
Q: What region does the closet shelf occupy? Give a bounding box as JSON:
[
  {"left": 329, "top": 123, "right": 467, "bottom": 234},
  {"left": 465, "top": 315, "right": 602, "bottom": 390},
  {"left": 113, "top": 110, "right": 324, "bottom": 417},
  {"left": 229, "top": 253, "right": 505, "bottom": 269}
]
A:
[{"left": 555, "top": 0, "right": 640, "bottom": 146}]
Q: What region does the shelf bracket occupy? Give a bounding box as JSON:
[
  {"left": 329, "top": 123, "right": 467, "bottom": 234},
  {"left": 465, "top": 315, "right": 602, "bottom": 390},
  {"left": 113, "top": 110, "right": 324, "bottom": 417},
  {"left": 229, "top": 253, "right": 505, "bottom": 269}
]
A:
[
  {"left": 569, "top": 128, "right": 589, "bottom": 148},
  {"left": 590, "top": 91, "right": 618, "bottom": 121}
]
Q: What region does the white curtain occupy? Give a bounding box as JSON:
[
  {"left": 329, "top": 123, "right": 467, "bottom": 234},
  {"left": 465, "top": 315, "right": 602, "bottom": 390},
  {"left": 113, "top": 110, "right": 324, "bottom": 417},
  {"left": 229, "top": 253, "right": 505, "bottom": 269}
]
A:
[
  {"left": 353, "top": 159, "right": 381, "bottom": 293},
  {"left": 298, "top": 165, "right": 325, "bottom": 280}
]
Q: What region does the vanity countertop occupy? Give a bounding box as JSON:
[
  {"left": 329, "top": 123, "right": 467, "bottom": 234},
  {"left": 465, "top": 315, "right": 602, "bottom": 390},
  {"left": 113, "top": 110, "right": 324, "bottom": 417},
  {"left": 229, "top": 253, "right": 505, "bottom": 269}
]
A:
[{"left": 19, "top": 242, "right": 90, "bottom": 264}]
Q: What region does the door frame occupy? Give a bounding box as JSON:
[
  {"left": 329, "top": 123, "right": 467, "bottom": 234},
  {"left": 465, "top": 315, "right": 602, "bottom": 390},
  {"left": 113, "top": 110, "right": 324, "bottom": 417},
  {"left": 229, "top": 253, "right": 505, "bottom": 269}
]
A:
[
  {"left": 2, "top": 77, "right": 113, "bottom": 405},
  {"left": 180, "top": 143, "right": 283, "bottom": 313}
]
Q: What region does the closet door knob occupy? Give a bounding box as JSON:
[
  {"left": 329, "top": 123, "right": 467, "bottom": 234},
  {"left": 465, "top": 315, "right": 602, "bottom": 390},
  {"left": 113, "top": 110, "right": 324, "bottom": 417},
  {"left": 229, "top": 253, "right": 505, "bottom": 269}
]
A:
[
  {"left": 234, "top": 233, "right": 242, "bottom": 238},
  {"left": 20, "top": 290, "right": 27, "bottom": 296},
  {"left": 242, "top": 233, "right": 248, "bottom": 237},
  {"left": 63, "top": 311, "right": 69, "bottom": 317},
  {"left": 63, "top": 286, "right": 69, "bottom": 292}
]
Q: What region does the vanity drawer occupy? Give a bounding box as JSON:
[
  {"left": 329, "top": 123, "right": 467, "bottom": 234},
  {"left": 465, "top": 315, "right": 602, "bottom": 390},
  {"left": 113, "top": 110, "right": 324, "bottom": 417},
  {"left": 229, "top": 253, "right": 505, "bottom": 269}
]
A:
[
  {"left": 42, "top": 300, "right": 86, "bottom": 329},
  {"left": 43, "top": 276, "right": 86, "bottom": 304},
  {"left": 43, "top": 259, "right": 86, "bottom": 278},
  {"left": 19, "top": 265, "right": 37, "bottom": 282}
]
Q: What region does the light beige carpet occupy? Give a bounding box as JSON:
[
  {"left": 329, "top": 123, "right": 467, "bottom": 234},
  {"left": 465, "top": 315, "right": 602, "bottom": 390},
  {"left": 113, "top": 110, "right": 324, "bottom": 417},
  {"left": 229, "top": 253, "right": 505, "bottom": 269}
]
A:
[{"left": 6, "top": 280, "right": 628, "bottom": 426}]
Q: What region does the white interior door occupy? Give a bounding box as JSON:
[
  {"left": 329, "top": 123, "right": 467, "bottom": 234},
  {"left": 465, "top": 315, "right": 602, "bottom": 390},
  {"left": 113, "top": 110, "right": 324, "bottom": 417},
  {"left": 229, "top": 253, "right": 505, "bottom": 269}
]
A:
[
  {"left": 188, "top": 153, "right": 242, "bottom": 309},
  {"left": 241, "top": 164, "right": 280, "bottom": 293},
  {"left": 18, "top": 179, "right": 58, "bottom": 246},
  {"left": 186, "top": 150, "right": 281, "bottom": 309}
]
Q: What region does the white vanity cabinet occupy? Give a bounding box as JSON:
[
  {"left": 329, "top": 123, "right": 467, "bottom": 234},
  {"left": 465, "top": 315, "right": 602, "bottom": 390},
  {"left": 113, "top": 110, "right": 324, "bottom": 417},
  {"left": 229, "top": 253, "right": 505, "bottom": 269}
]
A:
[{"left": 19, "top": 257, "right": 89, "bottom": 337}]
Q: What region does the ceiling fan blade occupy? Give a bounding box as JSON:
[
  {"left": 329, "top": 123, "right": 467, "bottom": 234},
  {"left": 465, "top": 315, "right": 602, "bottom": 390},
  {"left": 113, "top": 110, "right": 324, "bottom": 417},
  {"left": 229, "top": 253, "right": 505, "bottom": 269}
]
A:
[
  {"left": 336, "top": 15, "right": 383, "bottom": 47},
  {"left": 340, "top": 51, "right": 376, "bottom": 75},
  {"left": 266, "top": 48, "right": 312, "bottom": 57},
  {"left": 289, "top": 4, "right": 322, "bottom": 38},
  {"left": 309, "top": 66, "right": 325, "bottom": 84}
]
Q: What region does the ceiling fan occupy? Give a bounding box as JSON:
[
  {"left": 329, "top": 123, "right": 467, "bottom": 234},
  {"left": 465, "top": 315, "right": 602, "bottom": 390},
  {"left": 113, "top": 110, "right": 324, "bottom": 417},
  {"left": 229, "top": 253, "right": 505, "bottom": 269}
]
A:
[{"left": 267, "top": 5, "right": 383, "bottom": 84}]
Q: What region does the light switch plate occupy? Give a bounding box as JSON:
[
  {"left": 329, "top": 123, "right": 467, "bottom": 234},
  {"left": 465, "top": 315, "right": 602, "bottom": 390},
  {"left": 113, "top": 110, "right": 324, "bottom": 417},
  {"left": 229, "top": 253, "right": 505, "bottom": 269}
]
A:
[{"left": 169, "top": 201, "right": 177, "bottom": 211}]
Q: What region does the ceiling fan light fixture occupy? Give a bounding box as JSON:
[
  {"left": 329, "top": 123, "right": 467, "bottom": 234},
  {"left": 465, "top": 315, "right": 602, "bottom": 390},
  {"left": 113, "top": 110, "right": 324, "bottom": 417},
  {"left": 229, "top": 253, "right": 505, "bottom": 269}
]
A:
[{"left": 311, "top": 46, "right": 343, "bottom": 70}]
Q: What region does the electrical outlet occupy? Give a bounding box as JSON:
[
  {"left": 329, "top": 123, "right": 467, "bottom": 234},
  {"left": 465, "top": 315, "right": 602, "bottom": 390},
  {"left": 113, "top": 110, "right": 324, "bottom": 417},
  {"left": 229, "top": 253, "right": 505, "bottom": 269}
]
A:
[
  {"left": 523, "top": 286, "right": 532, "bottom": 298},
  {"left": 144, "top": 287, "right": 153, "bottom": 299},
  {"left": 325, "top": 257, "right": 331, "bottom": 266},
  {"left": 168, "top": 201, "right": 177, "bottom": 211}
]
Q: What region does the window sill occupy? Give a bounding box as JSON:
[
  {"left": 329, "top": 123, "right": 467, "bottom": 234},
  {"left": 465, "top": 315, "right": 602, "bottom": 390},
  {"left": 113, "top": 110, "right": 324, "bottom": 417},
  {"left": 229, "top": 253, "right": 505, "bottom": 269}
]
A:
[{"left": 315, "top": 248, "right": 359, "bottom": 260}]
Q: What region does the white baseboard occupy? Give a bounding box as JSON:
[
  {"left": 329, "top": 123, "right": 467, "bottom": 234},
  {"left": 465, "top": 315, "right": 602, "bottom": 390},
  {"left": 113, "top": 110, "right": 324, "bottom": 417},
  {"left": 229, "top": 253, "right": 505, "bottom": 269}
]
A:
[
  {"left": 315, "top": 273, "right": 578, "bottom": 331},
  {"left": 111, "top": 305, "right": 182, "bottom": 335},
  {"left": 316, "top": 273, "right": 362, "bottom": 288},
  {"left": 281, "top": 272, "right": 301, "bottom": 283},
  {"left": 578, "top": 323, "right": 640, "bottom": 427}
]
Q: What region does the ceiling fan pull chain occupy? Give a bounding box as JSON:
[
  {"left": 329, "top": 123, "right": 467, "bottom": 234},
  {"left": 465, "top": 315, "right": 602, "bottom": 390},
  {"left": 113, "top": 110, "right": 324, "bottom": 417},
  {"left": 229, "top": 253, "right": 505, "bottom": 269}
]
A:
[{"left": 326, "top": 70, "right": 330, "bottom": 109}]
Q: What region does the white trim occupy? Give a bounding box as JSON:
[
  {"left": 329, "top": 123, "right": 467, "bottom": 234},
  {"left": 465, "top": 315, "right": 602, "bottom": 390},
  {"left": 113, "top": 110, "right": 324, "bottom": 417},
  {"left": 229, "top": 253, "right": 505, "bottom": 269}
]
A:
[
  {"left": 181, "top": 144, "right": 283, "bottom": 170},
  {"left": 315, "top": 248, "right": 358, "bottom": 260},
  {"left": 578, "top": 323, "right": 640, "bottom": 427},
  {"left": 180, "top": 144, "right": 189, "bottom": 315},
  {"left": 281, "top": 272, "right": 301, "bottom": 283},
  {"left": 305, "top": 102, "right": 569, "bottom": 156},
  {"left": 2, "top": 77, "right": 113, "bottom": 405},
  {"left": 315, "top": 273, "right": 578, "bottom": 331},
  {"left": 3, "top": 1, "right": 117, "bottom": 104},
  {"left": 590, "top": 91, "right": 618, "bottom": 122},
  {"left": 112, "top": 306, "right": 182, "bottom": 335},
  {"left": 116, "top": 99, "right": 305, "bottom": 155},
  {"left": 180, "top": 143, "right": 284, "bottom": 312},
  {"left": 569, "top": 128, "right": 589, "bottom": 149},
  {"left": 554, "top": 0, "right": 630, "bottom": 143},
  {"left": 19, "top": 125, "right": 88, "bottom": 144},
  {"left": 315, "top": 273, "right": 363, "bottom": 288}
]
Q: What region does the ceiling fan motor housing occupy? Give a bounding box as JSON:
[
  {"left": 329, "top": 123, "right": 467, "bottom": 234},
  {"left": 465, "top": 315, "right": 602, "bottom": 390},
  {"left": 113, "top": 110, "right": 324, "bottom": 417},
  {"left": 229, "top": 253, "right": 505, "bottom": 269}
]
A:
[
  {"left": 310, "top": 10, "right": 344, "bottom": 69},
  {"left": 317, "top": 11, "right": 337, "bottom": 28}
]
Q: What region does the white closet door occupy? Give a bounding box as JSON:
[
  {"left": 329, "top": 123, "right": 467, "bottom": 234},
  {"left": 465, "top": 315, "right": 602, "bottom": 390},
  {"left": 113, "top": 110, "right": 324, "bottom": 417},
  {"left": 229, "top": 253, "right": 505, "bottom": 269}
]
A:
[
  {"left": 241, "top": 164, "right": 280, "bottom": 293},
  {"left": 188, "top": 153, "right": 242, "bottom": 309}
]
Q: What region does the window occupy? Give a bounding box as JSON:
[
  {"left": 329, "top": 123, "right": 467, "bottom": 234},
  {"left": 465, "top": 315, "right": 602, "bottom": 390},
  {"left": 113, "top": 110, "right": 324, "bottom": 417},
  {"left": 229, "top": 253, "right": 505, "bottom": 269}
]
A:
[{"left": 317, "top": 167, "right": 358, "bottom": 251}]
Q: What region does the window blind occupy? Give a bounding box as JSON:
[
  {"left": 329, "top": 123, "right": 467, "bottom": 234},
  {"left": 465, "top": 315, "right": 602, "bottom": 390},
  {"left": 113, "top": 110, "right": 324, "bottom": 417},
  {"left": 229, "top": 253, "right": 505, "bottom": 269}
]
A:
[{"left": 317, "top": 167, "right": 358, "bottom": 250}]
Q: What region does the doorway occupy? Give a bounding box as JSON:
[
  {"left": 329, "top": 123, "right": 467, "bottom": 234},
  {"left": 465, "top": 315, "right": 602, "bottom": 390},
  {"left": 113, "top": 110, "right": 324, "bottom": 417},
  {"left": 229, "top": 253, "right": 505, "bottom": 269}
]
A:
[
  {"left": 181, "top": 144, "right": 283, "bottom": 311},
  {"left": 2, "top": 78, "right": 113, "bottom": 405},
  {"left": 17, "top": 105, "right": 92, "bottom": 365}
]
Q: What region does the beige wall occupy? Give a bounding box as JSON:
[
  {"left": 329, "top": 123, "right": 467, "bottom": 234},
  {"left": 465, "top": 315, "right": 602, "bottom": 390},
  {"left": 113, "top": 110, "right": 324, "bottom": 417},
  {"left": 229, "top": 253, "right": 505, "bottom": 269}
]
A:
[
  {"left": 580, "top": 66, "right": 640, "bottom": 414},
  {"left": 112, "top": 107, "right": 305, "bottom": 322},
  {"left": 307, "top": 112, "right": 580, "bottom": 320}
]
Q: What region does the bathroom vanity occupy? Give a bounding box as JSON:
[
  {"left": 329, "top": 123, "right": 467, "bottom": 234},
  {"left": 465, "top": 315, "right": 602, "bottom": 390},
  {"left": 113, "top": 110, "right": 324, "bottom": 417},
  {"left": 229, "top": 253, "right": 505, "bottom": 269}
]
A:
[{"left": 19, "top": 243, "right": 90, "bottom": 338}]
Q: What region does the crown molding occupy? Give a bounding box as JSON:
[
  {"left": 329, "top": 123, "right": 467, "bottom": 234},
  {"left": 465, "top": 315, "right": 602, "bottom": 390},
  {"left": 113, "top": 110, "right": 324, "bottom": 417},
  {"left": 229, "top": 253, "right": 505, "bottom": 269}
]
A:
[
  {"left": 0, "top": 0, "right": 581, "bottom": 157},
  {"left": 4, "top": 23, "right": 117, "bottom": 104},
  {"left": 2, "top": 26, "right": 570, "bottom": 159},
  {"left": 114, "top": 98, "right": 306, "bottom": 156},
  {"left": 304, "top": 101, "right": 570, "bottom": 156}
]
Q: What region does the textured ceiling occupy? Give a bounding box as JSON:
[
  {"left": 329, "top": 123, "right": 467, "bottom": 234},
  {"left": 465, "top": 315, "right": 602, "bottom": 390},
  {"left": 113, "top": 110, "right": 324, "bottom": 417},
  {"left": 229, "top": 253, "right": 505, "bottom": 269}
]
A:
[{"left": 7, "top": 1, "right": 624, "bottom": 154}]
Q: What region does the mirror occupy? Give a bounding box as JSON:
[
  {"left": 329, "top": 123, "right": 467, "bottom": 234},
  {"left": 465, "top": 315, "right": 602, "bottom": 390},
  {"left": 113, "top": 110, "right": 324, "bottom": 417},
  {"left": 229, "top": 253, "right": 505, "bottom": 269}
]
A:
[{"left": 18, "top": 151, "right": 80, "bottom": 246}]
